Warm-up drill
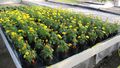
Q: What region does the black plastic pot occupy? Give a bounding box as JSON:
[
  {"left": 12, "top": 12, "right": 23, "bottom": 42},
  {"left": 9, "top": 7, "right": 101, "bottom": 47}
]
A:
[
  {"left": 69, "top": 46, "right": 79, "bottom": 56},
  {"left": 57, "top": 52, "right": 68, "bottom": 61},
  {"left": 95, "top": 37, "right": 103, "bottom": 43},
  {"left": 43, "top": 57, "right": 53, "bottom": 66},
  {"left": 87, "top": 40, "right": 96, "bottom": 47},
  {"left": 22, "top": 59, "right": 37, "bottom": 68}
]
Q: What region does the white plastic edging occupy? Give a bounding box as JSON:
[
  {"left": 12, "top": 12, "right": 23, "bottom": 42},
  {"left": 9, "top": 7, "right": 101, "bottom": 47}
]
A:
[
  {"left": 48, "top": 35, "right": 120, "bottom": 68},
  {"left": 0, "top": 28, "right": 22, "bottom": 68}
]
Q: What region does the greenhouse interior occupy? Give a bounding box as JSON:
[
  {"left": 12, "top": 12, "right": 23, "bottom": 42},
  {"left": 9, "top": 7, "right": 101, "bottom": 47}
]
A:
[{"left": 0, "top": 0, "right": 120, "bottom": 68}]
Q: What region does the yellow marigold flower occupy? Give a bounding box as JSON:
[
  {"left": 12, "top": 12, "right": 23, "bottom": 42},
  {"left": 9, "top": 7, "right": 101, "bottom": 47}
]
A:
[
  {"left": 40, "top": 24, "right": 47, "bottom": 29},
  {"left": 18, "top": 30, "right": 24, "bottom": 33},
  {"left": 79, "top": 23, "right": 83, "bottom": 26},
  {"left": 62, "top": 32, "right": 67, "bottom": 35},
  {"left": 94, "top": 27, "right": 97, "bottom": 29},
  {"left": 45, "top": 39, "right": 48, "bottom": 42},
  {"left": 22, "top": 43, "right": 27, "bottom": 50},
  {"left": 45, "top": 45, "right": 50, "bottom": 48},
  {"left": 11, "top": 32, "right": 17, "bottom": 36},
  {"left": 38, "top": 19, "right": 41, "bottom": 21},
  {"left": 23, "top": 14, "right": 29, "bottom": 19},
  {"left": 69, "top": 25, "right": 72, "bottom": 28},
  {"left": 20, "top": 20, "right": 24, "bottom": 24},
  {"left": 17, "top": 16, "right": 21, "bottom": 20},
  {"left": 6, "top": 30, "right": 10, "bottom": 33},
  {"left": 23, "top": 55, "right": 26, "bottom": 58},
  {"left": 23, "top": 44, "right": 27, "bottom": 49},
  {"left": 29, "top": 27, "right": 34, "bottom": 32},
  {"left": 70, "top": 17, "right": 73, "bottom": 19},
  {"left": 86, "top": 36, "right": 89, "bottom": 39},
  {"left": 58, "top": 13, "right": 60, "bottom": 16},
  {"left": 73, "top": 29, "right": 77, "bottom": 31},
  {"left": 72, "top": 45, "right": 76, "bottom": 49},
  {"left": 78, "top": 36, "right": 81, "bottom": 38},
  {"left": 57, "top": 34, "right": 62, "bottom": 39},
  {"left": 30, "top": 18, "right": 34, "bottom": 20},
  {"left": 73, "top": 38, "right": 77, "bottom": 42},
  {"left": 67, "top": 19, "right": 69, "bottom": 21},
  {"left": 0, "top": 18, "right": 3, "bottom": 21},
  {"left": 60, "top": 16, "right": 63, "bottom": 18},
  {"left": 68, "top": 43, "right": 72, "bottom": 47},
  {"left": 30, "top": 21, "right": 35, "bottom": 25},
  {"left": 102, "top": 31, "right": 106, "bottom": 34},
  {"left": 25, "top": 51, "right": 29, "bottom": 55},
  {"left": 55, "top": 31, "right": 58, "bottom": 33},
  {"left": 18, "top": 36, "right": 23, "bottom": 41},
  {"left": 102, "top": 27, "right": 105, "bottom": 30},
  {"left": 74, "top": 19, "right": 76, "bottom": 21},
  {"left": 18, "top": 49, "right": 21, "bottom": 52},
  {"left": 43, "top": 25, "right": 47, "bottom": 29},
  {"left": 25, "top": 14, "right": 30, "bottom": 18},
  {"left": 65, "top": 26, "right": 68, "bottom": 29},
  {"left": 55, "top": 20, "right": 57, "bottom": 22},
  {"left": 35, "top": 28, "right": 38, "bottom": 31},
  {"left": 60, "top": 24, "right": 62, "bottom": 27},
  {"left": 85, "top": 26, "right": 88, "bottom": 28},
  {"left": 52, "top": 49, "right": 54, "bottom": 51}
]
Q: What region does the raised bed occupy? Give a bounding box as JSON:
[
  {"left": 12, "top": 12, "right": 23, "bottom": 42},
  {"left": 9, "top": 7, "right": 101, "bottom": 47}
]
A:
[
  {"left": 0, "top": 6, "right": 119, "bottom": 68},
  {"left": 1, "top": 25, "right": 120, "bottom": 68}
]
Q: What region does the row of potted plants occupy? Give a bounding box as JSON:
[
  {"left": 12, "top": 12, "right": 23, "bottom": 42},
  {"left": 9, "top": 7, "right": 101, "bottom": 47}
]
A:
[
  {"left": 0, "top": 10, "right": 37, "bottom": 64},
  {"left": 0, "top": 6, "right": 119, "bottom": 67},
  {"left": 0, "top": 8, "right": 69, "bottom": 67}
]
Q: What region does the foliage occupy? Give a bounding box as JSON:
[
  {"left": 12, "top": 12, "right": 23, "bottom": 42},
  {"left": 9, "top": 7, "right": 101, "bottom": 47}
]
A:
[{"left": 0, "top": 6, "right": 119, "bottom": 65}]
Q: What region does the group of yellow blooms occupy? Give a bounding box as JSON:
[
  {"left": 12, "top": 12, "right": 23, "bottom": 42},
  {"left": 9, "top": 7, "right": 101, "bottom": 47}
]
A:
[
  {"left": 0, "top": 9, "right": 37, "bottom": 63},
  {"left": 0, "top": 6, "right": 119, "bottom": 66}
]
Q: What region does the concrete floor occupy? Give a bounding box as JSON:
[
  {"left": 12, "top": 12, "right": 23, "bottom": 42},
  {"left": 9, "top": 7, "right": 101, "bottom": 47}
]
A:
[
  {"left": 0, "top": 35, "right": 15, "bottom": 68},
  {"left": 102, "top": 7, "right": 120, "bottom": 15}
]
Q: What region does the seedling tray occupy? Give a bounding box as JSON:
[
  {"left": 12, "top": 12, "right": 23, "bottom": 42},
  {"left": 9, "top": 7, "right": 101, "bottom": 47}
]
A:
[{"left": 0, "top": 24, "right": 120, "bottom": 68}]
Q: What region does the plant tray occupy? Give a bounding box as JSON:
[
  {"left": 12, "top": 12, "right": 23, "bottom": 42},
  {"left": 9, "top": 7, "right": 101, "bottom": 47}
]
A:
[{"left": 0, "top": 25, "right": 120, "bottom": 68}]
